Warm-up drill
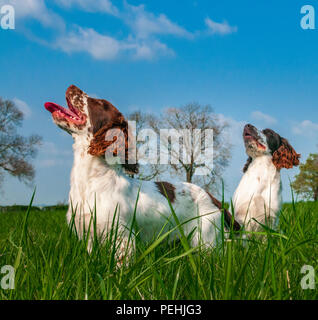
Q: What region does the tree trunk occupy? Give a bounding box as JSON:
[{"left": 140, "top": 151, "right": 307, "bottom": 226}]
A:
[
  {"left": 186, "top": 169, "right": 192, "bottom": 183},
  {"left": 314, "top": 189, "right": 318, "bottom": 202},
  {"left": 186, "top": 164, "right": 194, "bottom": 183}
]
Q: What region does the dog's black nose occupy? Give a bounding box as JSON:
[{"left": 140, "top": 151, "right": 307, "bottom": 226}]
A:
[
  {"left": 243, "top": 124, "right": 256, "bottom": 137},
  {"left": 244, "top": 124, "right": 256, "bottom": 132}
]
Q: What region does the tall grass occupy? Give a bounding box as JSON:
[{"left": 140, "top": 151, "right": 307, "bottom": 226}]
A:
[{"left": 0, "top": 195, "right": 317, "bottom": 300}]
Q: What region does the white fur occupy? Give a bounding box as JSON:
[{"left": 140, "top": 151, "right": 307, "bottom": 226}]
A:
[
  {"left": 233, "top": 155, "right": 281, "bottom": 231},
  {"left": 233, "top": 127, "right": 282, "bottom": 231},
  {"left": 50, "top": 87, "right": 224, "bottom": 257},
  {"left": 67, "top": 134, "right": 222, "bottom": 253}
]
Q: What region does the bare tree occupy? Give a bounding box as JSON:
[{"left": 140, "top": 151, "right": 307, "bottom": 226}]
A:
[
  {"left": 0, "top": 98, "right": 42, "bottom": 187},
  {"left": 128, "top": 111, "right": 165, "bottom": 180},
  {"left": 127, "top": 103, "right": 232, "bottom": 194}
]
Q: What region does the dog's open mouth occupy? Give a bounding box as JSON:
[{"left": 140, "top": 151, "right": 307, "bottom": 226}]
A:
[
  {"left": 244, "top": 132, "right": 253, "bottom": 140},
  {"left": 244, "top": 129, "right": 266, "bottom": 150},
  {"left": 243, "top": 129, "right": 257, "bottom": 142},
  {"left": 44, "top": 97, "right": 86, "bottom": 125}
]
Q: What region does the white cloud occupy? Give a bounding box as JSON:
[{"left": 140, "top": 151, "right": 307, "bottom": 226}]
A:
[
  {"left": 54, "top": 0, "right": 118, "bottom": 16},
  {"left": 12, "top": 98, "right": 32, "bottom": 119},
  {"left": 205, "top": 17, "right": 237, "bottom": 35},
  {"left": 129, "top": 38, "right": 174, "bottom": 60},
  {"left": 251, "top": 110, "right": 277, "bottom": 125},
  {"left": 123, "top": 3, "right": 193, "bottom": 40},
  {"left": 292, "top": 120, "right": 318, "bottom": 137},
  {"left": 0, "top": 0, "right": 65, "bottom": 30},
  {"left": 5, "top": 0, "right": 237, "bottom": 60},
  {"left": 55, "top": 26, "right": 173, "bottom": 60},
  {"left": 55, "top": 27, "right": 121, "bottom": 60},
  {"left": 54, "top": 1, "right": 191, "bottom": 59}
]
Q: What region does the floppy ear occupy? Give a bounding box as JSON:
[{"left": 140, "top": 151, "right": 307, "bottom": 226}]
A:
[
  {"left": 272, "top": 138, "right": 301, "bottom": 170},
  {"left": 88, "top": 116, "right": 139, "bottom": 174},
  {"left": 88, "top": 115, "right": 127, "bottom": 157},
  {"left": 243, "top": 157, "right": 252, "bottom": 173}
]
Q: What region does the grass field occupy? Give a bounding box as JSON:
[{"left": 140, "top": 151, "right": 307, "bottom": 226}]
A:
[{"left": 0, "top": 196, "right": 317, "bottom": 300}]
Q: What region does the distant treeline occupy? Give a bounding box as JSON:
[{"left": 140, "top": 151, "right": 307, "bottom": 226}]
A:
[
  {"left": 0, "top": 201, "right": 313, "bottom": 214},
  {"left": 0, "top": 205, "right": 68, "bottom": 212}
]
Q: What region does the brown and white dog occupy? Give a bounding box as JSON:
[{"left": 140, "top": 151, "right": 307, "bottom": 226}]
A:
[
  {"left": 45, "top": 85, "right": 239, "bottom": 259},
  {"left": 233, "top": 124, "right": 300, "bottom": 231}
]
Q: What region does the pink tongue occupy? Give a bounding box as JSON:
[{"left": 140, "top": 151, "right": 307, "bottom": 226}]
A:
[
  {"left": 44, "top": 102, "right": 76, "bottom": 118},
  {"left": 44, "top": 102, "right": 65, "bottom": 113}
]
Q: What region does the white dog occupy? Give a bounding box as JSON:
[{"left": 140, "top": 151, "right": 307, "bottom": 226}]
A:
[
  {"left": 233, "top": 124, "right": 300, "bottom": 231},
  {"left": 45, "top": 85, "right": 240, "bottom": 260}
]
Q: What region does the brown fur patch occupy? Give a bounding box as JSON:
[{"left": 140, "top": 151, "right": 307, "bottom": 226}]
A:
[
  {"left": 155, "top": 182, "right": 176, "bottom": 203},
  {"left": 66, "top": 85, "right": 85, "bottom": 112},
  {"left": 87, "top": 97, "right": 139, "bottom": 174},
  {"left": 262, "top": 128, "right": 300, "bottom": 170},
  {"left": 206, "top": 192, "right": 241, "bottom": 231},
  {"left": 272, "top": 138, "right": 300, "bottom": 170}
]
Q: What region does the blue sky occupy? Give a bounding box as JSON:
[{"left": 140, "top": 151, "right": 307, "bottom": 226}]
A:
[{"left": 0, "top": 0, "right": 317, "bottom": 205}]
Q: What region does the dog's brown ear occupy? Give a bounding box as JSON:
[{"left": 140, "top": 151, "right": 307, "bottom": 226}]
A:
[
  {"left": 272, "top": 138, "right": 300, "bottom": 170},
  {"left": 87, "top": 97, "right": 139, "bottom": 174},
  {"left": 243, "top": 157, "right": 252, "bottom": 173},
  {"left": 88, "top": 115, "right": 127, "bottom": 158}
]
